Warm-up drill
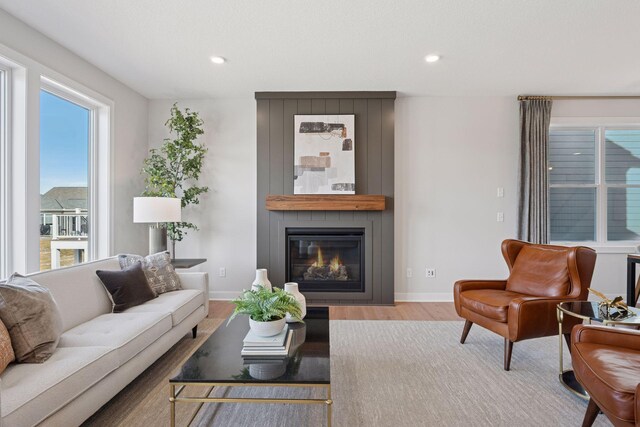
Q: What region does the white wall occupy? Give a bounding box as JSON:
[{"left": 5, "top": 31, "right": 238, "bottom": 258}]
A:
[
  {"left": 0, "top": 8, "right": 149, "bottom": 264},
  {"left": 394, "top": 97, "right": 520, "bottom": 300},
  {"left": 147, "top": 99, "right": 256, "bottom": 299}
]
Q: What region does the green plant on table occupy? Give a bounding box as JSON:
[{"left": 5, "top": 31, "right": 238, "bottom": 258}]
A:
[{"left": 228, "top": 286, "right": 303, "bottom": 324}]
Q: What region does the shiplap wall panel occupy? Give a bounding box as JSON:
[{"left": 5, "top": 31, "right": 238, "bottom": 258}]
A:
[{"left": 256, "top": 92, "right": 395, "bottom": 304}]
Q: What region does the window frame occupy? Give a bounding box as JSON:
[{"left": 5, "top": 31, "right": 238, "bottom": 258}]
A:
[
  {"left": 40, "top": 76, "right": 112, "bottom": 267},
  {"left": 549, "top": 121, "right": 640, "bottom": 249},
  {"left": 0, "top": 64, "right": 9, "bottom": 278}
]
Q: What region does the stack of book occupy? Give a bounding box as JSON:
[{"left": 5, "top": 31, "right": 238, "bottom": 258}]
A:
[{"left": 241, "top": 325, "right": 292, "bottom": 357}]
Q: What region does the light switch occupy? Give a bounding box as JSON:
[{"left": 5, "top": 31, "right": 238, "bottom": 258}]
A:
[
  {"left": 497, "top": 212, "right": 504, "bottom": 222},
  {"left": 497, "top": 187, "right": 504, "bottom": 198}
]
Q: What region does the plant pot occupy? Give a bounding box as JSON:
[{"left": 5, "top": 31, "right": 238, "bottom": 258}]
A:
[
  {"left": 249, "top": 317, "right": 286, "bottom": 337},
  {"left": 284, "top": 282, "right": 306, "bottom": 323},
  {"left": 251, "top": 269, "right": 272, "bottom": 292}
]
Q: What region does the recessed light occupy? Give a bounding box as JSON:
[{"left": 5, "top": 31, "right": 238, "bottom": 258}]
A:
[
  {"left": 573, "top": 152, "right": 581, "bottom": 155},
  {"left": 210, "top": 56, "right": 226, "bottom": 64},
  {"left": 425, "top": 54, "right": 440, "bottom": 63}
]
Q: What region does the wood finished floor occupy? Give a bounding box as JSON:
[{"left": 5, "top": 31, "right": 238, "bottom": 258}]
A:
[{"left": 212, "top": 300, "right": 461, "bottom": 321}]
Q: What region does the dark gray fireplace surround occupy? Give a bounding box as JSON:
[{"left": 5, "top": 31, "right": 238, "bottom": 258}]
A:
[{"left": 256, "top": 91, "right": 395, "bottom": 305}]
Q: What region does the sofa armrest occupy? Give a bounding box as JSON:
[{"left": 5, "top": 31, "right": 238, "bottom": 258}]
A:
[
  {"left": 572, "top": 324, "right": 640, "bottom": 352},
  {"left": 177, "top": 272, "right": 210, "bottom": 317}
]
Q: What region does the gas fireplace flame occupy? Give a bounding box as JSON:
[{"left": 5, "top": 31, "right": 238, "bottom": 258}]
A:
[
  {"left": 311, "top": 247, "right": 343, "bottom": 272},
  {"left": 312, "top": 247, "right": 325, "bottom": 267},
  {"left": 330, "top": 256, "right": 341, "bottom": 273}
]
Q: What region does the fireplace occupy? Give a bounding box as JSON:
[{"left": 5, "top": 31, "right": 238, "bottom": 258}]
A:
[{"left": 286, "top": 228, "right": 365, "bottom": 293}]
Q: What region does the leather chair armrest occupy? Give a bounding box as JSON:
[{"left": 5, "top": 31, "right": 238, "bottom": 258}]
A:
[
  {"left": 508, "top": 296, "right": 569, "bottom": 341},
  {"left": 453, "top": 280, "right": 506, "bottom": 315},
  {"left": 572, "top": 324, "right": 640, "bottom": 352}
]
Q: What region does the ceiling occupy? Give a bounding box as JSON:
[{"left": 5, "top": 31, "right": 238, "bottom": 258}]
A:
[{"left": 1, "top": 0, "right": 639, "bottom": 99}]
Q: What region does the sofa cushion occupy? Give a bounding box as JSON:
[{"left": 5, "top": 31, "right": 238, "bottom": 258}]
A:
[
  {"left": 119, "top": 252, "right": 182, "bottom": 295},
  {"left": 459, "top": 289, "right": 525, "bottom": 322},
  {"left": 506, "top": 245, "right": 571, "bottom": 297},
  {"left": 0, "top": 345, "right": 118, "bottom": 427},
  {"left": 573, "top": 342, "right": 640, "bottom": 424},
  {"left": 0, "top": 273, "right": 63, "bottom": 362},
  {"left": 26, "top": 258, "right": 118, "bottom": 331},
  {"left": 58, "top": 311, "right": 171, "bottom": 365},
  {"left": 125, "top": 289, "right": 203, "bottom": 326},
  {"left": 96, "top": 263, "right": 156, "bottom": 312}
]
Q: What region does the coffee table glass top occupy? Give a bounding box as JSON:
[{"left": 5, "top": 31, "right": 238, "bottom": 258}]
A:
[
  {"left": 171, "top": 307, "right": 330, "bottom": 384},
  {"left": 558, "top": 301, "right": 640, "bottom": 325}
]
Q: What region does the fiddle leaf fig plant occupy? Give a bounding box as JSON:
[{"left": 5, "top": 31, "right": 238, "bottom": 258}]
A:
[{"left": 142, "top": 103, "right": 209, "bottom": 247}]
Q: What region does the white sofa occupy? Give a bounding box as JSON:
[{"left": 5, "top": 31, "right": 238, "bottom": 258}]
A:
[{"left": 0, "top": 257, "right": 209, "bottom": 427}]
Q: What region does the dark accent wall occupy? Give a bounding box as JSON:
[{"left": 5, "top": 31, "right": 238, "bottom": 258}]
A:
[{"left": 256, "top": 91, "right": 395, "bottom": 305}]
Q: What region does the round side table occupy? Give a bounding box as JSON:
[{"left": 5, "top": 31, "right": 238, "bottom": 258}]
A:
[{"left": 556, "top": 301, "right": 640, "bottom": 399}]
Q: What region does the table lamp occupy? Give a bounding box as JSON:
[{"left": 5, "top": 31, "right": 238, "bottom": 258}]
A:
[{"left": 133, "top": 197, "right": 182, "bottom": 255}]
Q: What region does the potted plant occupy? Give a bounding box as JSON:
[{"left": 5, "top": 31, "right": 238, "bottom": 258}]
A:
[
  {"left": 141, "top": 103, "right": 209, "bottom": 256},
  {"left": 228, "top": 287, "right": 303, "bottom": 337}
]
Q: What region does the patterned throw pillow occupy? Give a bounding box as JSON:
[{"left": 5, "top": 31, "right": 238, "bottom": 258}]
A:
[
  {"left": 0, "top": 274, "right": 63, "bottom": 363},
  {"left": 118, "top": 252, "right": 182, "bottom": 295},
  {"left": 0, "top": 317, "right": 15, "bottom": 373}
]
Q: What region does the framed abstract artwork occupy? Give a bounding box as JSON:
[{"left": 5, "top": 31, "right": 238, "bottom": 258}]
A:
[{"left": 293, "top": 114, "right": 355, "bottom": 194}]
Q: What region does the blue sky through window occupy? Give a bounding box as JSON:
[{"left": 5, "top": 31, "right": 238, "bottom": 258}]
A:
[{"left": 40, "top": 90, "right": 89, "bottom": 194}]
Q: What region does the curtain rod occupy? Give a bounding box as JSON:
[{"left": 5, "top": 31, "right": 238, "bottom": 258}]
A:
[{"left": 518, "top": 95, "right": 640, "bottom": 101}]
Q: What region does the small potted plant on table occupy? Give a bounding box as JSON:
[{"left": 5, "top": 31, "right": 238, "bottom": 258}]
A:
[{"left": 228, "top": 286, "right": 303, "bottom": 337}]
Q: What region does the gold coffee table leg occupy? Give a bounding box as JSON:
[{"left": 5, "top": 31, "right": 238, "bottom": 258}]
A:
[
  {"left": 170, "top": 384, "right": 176, "bottom": 427},
  {"left": 326, "top": 384, "right": 333, "bottom": 427}
]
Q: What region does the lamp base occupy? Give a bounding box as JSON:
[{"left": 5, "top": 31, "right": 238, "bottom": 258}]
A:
[{"left": 148, "top": 225, "right": 167, "bottom": 255}]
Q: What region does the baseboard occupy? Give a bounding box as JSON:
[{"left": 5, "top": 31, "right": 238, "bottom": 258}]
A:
[
  {"left": 394, "top": 292, "right": 453, "bottom": 302},
  {"left": 209, "top": 291, "right": 238, "bottom": 300}
]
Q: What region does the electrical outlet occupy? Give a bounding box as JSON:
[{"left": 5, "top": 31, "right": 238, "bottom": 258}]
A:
[
  {"left": 497, "top": 212, "right": 504, "bottom": 222},
  {"left": 406, "top": 268, "right": 413, "bottom": 278},
  {"left": 426, "top": 268, "right": 436, "bottom": 278},
  {"left": 497, "top": 187, "right": 504, "bottom": 198},
  {"left": 219, "top": 267, "right": 226, "bottom": 277}
]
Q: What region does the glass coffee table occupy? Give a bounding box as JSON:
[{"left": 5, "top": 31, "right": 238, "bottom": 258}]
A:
[
  {"left": 169, "top": 307, "right": 331, "bottom": 426},
  {"left": 556, "top": 301, "right": 640, "bottom": 398}
]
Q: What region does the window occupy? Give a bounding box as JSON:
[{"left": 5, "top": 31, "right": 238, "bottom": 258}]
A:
[
  {"left": 549, "top": 127, "right": 640, "bottom": 243},
  {"left": 39, "top": 88, "right": 91, "bottom": 270},
  {"left": 0, "top": 67, "right": 7, "bottom": 278}
]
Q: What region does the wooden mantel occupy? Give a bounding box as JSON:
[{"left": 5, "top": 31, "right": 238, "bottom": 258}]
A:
[{"left": 265, "top": 195, "right": 386, "bottom": 211}]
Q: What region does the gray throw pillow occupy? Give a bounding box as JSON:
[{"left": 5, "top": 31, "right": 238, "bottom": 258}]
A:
[
  {"left": 118, "top": 252, "right": 182, "bottom": 295},
  {"left": 0, "top": 274, "right": 63, "bottom": 363}
]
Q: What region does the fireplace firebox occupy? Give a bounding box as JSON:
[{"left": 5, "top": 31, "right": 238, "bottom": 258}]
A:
[{"left": 286, "top": 228, "right": 365, "bottom": 292}]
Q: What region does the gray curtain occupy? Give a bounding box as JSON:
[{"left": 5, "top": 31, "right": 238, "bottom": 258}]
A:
[{"left": 517, "top": 98, "right": 553, "bottom": 244}]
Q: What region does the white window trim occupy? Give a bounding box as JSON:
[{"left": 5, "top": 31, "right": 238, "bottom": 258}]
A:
[
  {"left": 0, "top": 64, "right": 9, "bottom": 278},
  {"left": 40, "top": 77, "right": 112, "bottom": 262},
  {"left": 0, "top": 43, "right": 113, "bottom": 276},
  {"left": 550, "top": 117, "right": 640, "bottom": 253}
]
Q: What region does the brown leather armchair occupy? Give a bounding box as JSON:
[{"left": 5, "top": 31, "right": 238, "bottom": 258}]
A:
[
  {"left": 572, "top": 325, "right": 640, "bottom": 427},
  {"left": 453, "top": 239, "right": 597, "bottom": 370}
]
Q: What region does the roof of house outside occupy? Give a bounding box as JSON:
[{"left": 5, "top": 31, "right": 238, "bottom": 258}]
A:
[{"left": 40, "top": 187, "right": 87, "bottom": 210}]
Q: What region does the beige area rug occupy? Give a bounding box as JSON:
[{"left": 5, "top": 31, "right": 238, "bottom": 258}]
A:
[{"left": 85, "top": 320, "right": 612, "bottom": 427}]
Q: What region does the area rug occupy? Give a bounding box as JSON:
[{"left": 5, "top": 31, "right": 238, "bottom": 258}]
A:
[{"left": 192, "top": 321, "right": 611, "bottom": 426}]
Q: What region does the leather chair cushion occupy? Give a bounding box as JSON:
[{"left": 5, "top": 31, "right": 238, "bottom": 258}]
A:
[
  {"left": 573, "top": 342, "right": 640, "bottom": 423},
  {"left": 459, "top": 289, "right": 524, "bottom": 322},
  {"left": 506, "top": 246, "right": 570, "bottom": 297}
]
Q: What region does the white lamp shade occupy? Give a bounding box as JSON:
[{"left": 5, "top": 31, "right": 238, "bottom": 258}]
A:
[{"left": 133, "top": 197, "right": 182, "bottom": 223}]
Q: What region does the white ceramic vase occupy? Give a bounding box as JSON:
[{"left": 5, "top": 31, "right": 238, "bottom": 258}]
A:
[
  {"left": 251, "top": 268, "right": 272, "bottom": 292},
  {"left": 249, "top": 317, "right": 286, "bottom": 337},
  {"left": 284, "top": 282, "right": 307, "bottom": 323}
]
